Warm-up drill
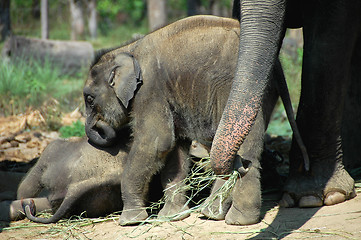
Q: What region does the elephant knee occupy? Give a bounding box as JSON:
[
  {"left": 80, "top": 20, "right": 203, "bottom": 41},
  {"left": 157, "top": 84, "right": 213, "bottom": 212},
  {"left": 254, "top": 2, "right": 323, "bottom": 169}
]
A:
[{"left": 154, "top": 135, "right": 175, "bottom": 159}]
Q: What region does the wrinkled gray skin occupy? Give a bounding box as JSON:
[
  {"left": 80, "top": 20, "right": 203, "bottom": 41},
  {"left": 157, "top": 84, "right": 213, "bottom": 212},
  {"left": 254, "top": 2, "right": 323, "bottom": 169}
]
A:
[
  {"left": 84, "top": 16, "right": 299, "bottom": 225},
  {"left": 8, "top": 131, "right": 128, "bottom": 223},
  {"left": 209, "top": 0, "right": 359, "bottom": 218},
  {"left": 3, "top": 128, "right": 195, "bottom": 223}
]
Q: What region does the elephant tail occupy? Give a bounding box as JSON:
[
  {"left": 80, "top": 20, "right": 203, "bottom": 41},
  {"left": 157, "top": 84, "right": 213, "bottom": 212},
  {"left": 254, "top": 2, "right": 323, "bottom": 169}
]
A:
[
  {"left": 22, "top": 177, "right": 120, "bottom": 224},
  {"left": 275, "top": 61, "right": 310, "bottom": 171},
  {"left": 22, "top": 196, "right": 74, "bottom": 224}
]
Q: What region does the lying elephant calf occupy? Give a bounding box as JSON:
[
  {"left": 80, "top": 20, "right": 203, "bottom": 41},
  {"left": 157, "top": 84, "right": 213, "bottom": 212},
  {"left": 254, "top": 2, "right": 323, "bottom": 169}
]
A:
[
  {"left": 7, "top": 129, "right": 129, "bottom": 223},
  {"left": 4, "top": 127, "right": 208, "bottom": 223}
]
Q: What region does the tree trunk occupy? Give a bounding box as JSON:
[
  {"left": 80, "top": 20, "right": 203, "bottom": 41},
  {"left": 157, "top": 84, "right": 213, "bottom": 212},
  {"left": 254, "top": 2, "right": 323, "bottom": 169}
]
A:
[
  {"left": 147, "top": 0, "right": 167, "bottom": 31},
  {"left": 2, "top": 35, "right": 94, "bottom": 75},
  {"left": 41, "top": 0, "right": 49, "bottom": 39},
  {"left": 69, "top": 0, "right": 84, "bottom": 40},
  {"left": 0, "top": 0, "right": 11, "bottom": 42},
  {"left": 87, "top": 0, "right": 97, "bottom": 40},
  {"left": 210, "top": 0, "right": 230, "bottom": 17},
  {"left": 32, "top": 0, "right": 40, "bottom": 19},
  {"left": 187, "top": 0, "right": 201, "bottom": 16},
  {"left": 210, "top": 0, "right": 221, "bottom": 16}
]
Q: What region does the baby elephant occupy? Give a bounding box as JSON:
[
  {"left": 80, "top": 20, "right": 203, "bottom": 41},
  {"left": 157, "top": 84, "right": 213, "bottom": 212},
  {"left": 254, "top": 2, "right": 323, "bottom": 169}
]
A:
[
  {"left": 8, "top": 127, "right": 197, "bottom": 223},
  {"left": 11, "top": 129, "right": 129, "bottom": 223},
  {"left": 84, "top": 15, "right": 305, "bottom": 226},
  {"left": 84, "top": 14, "right": 309, "bottom": 225}
]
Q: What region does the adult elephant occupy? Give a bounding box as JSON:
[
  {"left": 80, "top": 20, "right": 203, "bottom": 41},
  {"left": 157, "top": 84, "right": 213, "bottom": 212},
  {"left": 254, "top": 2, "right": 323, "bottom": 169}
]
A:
[{"left": 211, "top": 0, "right": 360, "bottom": 212}]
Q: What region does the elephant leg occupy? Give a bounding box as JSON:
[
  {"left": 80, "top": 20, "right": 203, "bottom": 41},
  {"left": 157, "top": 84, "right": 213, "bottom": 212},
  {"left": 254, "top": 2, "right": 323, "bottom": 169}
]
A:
[
  {"left": 281, "top": 1, "right": 361, "bottom": 208},
  {"left": 225, "top": 111, "right": 266, "bottom": 225},
  {"left": 342, "top": 33, "right": 361, "bottom": 171},
  {"left": 158, "top": 142, "right": 190, "bottom": 221},
  {"left": 203, "top": 109, "right": 265, "bottom": 225},
  {"left": 119, "top": 113, "right": 175, "bottom": 225},
  {"left": 17, "top": 163, "right": 44, "bottom": 199},
  {"left": 200, "top": 177, "right": 233, "bottom": 220}
]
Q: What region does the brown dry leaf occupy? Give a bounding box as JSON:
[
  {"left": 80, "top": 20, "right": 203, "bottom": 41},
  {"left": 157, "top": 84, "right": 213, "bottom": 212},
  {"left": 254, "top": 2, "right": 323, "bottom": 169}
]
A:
[
  {"left": 26, "top": 110, "right": 46, "bottom": 128},
  {"left": 0, "top": 111, "right": 46, "bottom": 136},
  {"left": 61, "top": 107, "right": 85, "bottom": 126}
]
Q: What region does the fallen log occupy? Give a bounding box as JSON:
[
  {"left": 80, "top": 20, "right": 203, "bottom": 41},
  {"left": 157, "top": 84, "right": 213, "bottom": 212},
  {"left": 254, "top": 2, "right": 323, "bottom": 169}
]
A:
[{"left": 2, "top": 35, "right": 94, "bottom": 75}]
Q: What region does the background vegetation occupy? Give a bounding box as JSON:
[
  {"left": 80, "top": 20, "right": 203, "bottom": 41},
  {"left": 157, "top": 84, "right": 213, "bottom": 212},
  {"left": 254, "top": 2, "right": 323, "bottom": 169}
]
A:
[{"left": 0, "top": 0, "right": 302, "bottom": 137}]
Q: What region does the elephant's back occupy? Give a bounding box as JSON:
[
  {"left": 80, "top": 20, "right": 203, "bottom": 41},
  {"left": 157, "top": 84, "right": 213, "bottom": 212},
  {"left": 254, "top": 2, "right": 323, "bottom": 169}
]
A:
[
  {"left": 125, "top": 15, "right": 241, "bottom": 140},
  {"left": 148, "top": 16, "right": 240, "bottom": 140},
  {"left": 161, "top": 15, "right": 240, "bottom": 36}
]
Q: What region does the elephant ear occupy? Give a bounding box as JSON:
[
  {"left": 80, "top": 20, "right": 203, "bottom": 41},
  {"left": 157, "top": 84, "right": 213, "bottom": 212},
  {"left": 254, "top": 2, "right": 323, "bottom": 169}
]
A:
[{"left": 112, "top": 53, "right": 143, "bottom": 109}]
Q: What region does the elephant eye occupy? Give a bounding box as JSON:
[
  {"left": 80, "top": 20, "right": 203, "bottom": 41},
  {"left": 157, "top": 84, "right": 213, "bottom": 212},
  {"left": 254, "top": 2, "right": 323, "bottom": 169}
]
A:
[
  {"left": 108, "top": 69, "right": 116, "bottom": 87},
  {"left": 86, "top": 95, "right": 94, "bottom": 107}
]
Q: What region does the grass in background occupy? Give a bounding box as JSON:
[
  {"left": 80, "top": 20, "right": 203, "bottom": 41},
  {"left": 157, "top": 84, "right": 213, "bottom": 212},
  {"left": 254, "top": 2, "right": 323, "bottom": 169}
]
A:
[
  {"left": 0, "top": 14, "right": 148, "bottom": 110},
  {"left": 267, "top": 47, "right": 303, "bottom": 137},
  {"left": 0, "top": 57, "right": 83, "bottom": 117},
  {"left": 59, "top": 120, "right": 86, "bottom": 138},
  {"left": 0, "top": 17, "right": 148, "bottom": 133}
]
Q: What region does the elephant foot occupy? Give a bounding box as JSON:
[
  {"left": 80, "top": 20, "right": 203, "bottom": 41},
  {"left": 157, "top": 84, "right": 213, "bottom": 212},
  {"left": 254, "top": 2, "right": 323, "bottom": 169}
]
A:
[
  {"left": 21, "top": 199, "right": 36, "bottom": 217},
  {"left": 225, "top": 204, "right": 260, "bottom": 225},
  {"left": 158, "top": 203, "right": 190, "bottom": 221},
  {"left": 280, "top": 193, "right": 323, "bottom": 208},
  {"left": 118, "top": 208, "right": 148, "bottom": 226},
  {"left": 200, "top": 199, "right": 230, "bottom": 220},
  {"left": 200, "top": 178, "right": 232, "bottom": 220},
  {"left": 280, "top": 161, "right": 356, "bottom": 208}
]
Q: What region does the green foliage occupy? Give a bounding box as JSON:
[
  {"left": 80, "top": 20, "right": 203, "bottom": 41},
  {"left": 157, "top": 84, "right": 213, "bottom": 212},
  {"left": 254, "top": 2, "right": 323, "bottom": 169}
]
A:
[
  {"left": 280, "top": 47, "right": 303, "bottom": 104},
  {"left": 59, "top": 120, "right": 86, "bottom": 138},
  {"left": 168, "top": 0, "right": 187, "bottom": 13},
  {"left": 97, "top": 0, "right": 145, "bottom": 21},
  {"left": 0, "top": 57, "right": 82, "bottom": 116},
  {"left": 267, "top": 104, "right": 293, "bottom": 137},
  {"left": 91, "top": 21, "right": 148, "bottom": 49},
  {"left": 267, "top": 48, "right": 303, "bottom": 137},
  {"left": 97, "top": 0, "right": 146, "bottom": 36}
]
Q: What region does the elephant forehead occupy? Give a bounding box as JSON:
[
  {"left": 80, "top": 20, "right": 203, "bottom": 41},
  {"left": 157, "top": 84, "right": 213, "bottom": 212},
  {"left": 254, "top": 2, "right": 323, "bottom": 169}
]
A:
[
  {"left": 89, "top": 64, "right": 113, "bottom": 82},
  {"left": 114, "top": 53, "right": 133, "bottom": 65},
  {"left": 91, "top": 53, "right": 116, "bottom": 72},
  {"left": 96, "top": 52, "right": 132, "bottom": 68}
]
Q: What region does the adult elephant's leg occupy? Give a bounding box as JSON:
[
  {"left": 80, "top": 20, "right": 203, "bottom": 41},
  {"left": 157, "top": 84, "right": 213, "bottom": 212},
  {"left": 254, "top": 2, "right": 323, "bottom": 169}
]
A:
[
  {"left": 342, "top": 35, "right": 361, "bottom": 171},
  {"left": 281, "top": 0, "right": 361, "bottom": 208}
]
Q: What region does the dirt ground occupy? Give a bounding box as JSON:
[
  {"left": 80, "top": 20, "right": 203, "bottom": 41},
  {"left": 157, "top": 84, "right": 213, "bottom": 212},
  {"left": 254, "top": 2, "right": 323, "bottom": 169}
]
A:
[
  {"left": 1, "top": 113, "right": 361, "bottom": 240},
  {"left": 1, "top": 192, "right": 361, "bottom": 240}
]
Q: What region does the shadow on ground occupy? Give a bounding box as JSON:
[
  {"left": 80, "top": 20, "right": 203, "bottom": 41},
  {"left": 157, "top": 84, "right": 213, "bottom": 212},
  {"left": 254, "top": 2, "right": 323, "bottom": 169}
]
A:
[{"left": 251, "top": 192, "right": 320, "bottom": 239}]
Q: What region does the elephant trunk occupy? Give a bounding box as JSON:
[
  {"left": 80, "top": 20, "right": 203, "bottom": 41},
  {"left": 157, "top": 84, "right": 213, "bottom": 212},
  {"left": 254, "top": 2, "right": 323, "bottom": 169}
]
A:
[
  {"left": 86, "top": 119, "right": 117, "bottom": 147},
  {"left": 210, "top": 0, "right": 286, "bottom": 175}
]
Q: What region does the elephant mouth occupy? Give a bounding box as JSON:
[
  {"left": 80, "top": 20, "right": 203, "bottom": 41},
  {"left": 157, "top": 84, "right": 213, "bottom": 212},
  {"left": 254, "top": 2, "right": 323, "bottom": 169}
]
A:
[{"left": 86, "top": 119, "right": 117, "bottom": 147}]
